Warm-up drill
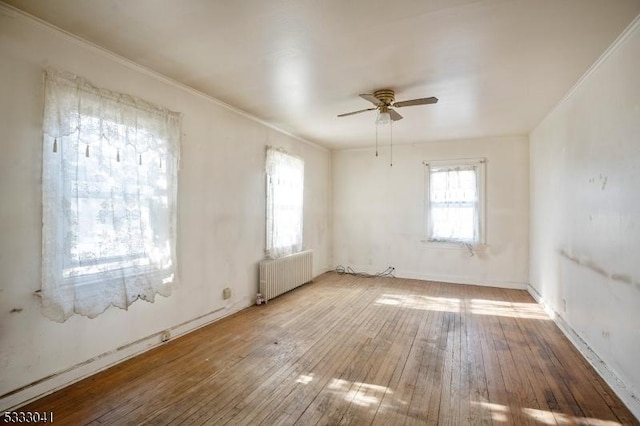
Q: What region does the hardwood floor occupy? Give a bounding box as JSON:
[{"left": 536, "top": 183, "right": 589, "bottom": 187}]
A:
[{"left": 20, "top": 273, "right": 638, "bottom": 425}]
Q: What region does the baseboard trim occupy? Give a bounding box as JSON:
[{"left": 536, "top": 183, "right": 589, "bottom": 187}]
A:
[
  {"left": 398, "top": 270, "right": 527, "bottom": 290},
  {"left": 332, "top": 264, "right": 527, "bottom": 290},
  {"left": 0, "top": 298, "right": 253, "bottom": 411},
  {"left": 527, "top": 284, "right": 640, "bottom": 421}
]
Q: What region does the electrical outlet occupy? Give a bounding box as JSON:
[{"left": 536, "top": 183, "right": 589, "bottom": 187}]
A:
[
  {"left": 223, "top": 287, "right": 231, "bottom": 300},
  {"left": 562, "top": 298, "right": 567, "bottom": 313},
  {"left": 160, "top": 330, "right": 171, "bottom": 342}
]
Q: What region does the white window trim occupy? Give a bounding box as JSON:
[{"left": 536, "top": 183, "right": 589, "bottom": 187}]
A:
[{"left": 422, "top": 158, "right": 486, "bottom": 248}]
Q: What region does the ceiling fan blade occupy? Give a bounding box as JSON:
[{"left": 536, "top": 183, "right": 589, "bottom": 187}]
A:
[
  {"left": 393, "top": 97, "right": 438, "bottom": 108},
  {"left": 359, "top": 93, "right": 382, "bottom": 106},
  {"left": 388, "top": 109, "right": 403, "bottom": 121},
  {"left": 337, "top": 107, "right": 377, "bottom": 117}
]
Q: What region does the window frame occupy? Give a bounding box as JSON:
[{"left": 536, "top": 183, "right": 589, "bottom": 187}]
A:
[
  {"left": 423, "top": 158, "right": 486, "bottom": 247},
  {"left": 264, "top": 147, "right": 305, "bottom": 259}
]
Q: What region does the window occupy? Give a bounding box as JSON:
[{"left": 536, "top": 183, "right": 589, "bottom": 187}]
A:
[
  {"left": 41, "top": 69, "right": 181, "bottom": 322},
  {"left": 265, "top": 147, "right": 304, "bottom": 259},
  {"left": 425, "top": 159, "right": 485, "bottom": 245}
]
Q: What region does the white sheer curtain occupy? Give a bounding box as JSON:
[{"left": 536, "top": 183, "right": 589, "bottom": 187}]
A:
[
  {"left": 427, "top": 164, "right": 480, "bottom": 244},
  {"left": 265, "top": 147, "right": 304, "bottom": 259},
  {"left": 41, "top": 69, "right": 181, "bottom": 322}
]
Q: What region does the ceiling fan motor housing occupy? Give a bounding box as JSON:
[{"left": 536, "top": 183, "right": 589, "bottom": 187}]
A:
[{"left": 373, "top": 89, "right": 395, "bottom": 105}]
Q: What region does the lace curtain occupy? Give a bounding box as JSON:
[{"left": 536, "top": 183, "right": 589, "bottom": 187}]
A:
[
  {"left": 427, "top": 164, "right": 480, "bottom": 244},
  {"left": 265, "top": 147, "right": 304, "bottom": 259},
  {"left": 41, "top": 69, "right": 181, "bottom": 322}
]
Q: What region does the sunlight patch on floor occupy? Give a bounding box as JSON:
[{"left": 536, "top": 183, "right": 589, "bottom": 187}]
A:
[
  {"left": 470, "top": 299, "right": 550, "bottom": 320},
  {"left": 375, "top": 294, "right": 461, "bottom": 312},
  {"left": 328, "top": 378, "right": 392, "bottom": 408},
  {"left": 296, "top": 374, "right": 314, "bottom": 384},
  {"left": 472, "top": 401, "right": 623, "bottom": 425},
  {"left": 522, "top": 407, "right": 622, "bottom": 425},
  {"left": 374, "top": 294, "right": 549, "bottom": 320}
]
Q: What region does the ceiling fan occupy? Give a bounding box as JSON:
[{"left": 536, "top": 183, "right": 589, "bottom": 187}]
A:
[
  {"left": 337, "top": 89, "right": 438, "bottom": 166},
  {"left": 337, "top": 89, "right": 438, "bottom": 121}
]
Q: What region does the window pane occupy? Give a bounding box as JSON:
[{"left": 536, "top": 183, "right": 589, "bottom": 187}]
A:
[
  {"left": 428, "top": 165, "right": 480, "bottom": 244},
  {"left": 431, "top": 205, "right": 476, "bottom": 242},
  {"left": 265, "top": 148, "right": 304, "bottom": 258},
  {"left": 62, "top": 135, "right": 166, "bottom": 277}
]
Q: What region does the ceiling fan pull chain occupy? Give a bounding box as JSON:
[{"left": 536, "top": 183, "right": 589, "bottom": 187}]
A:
[
  {"left": 375, "top": 122, "right": 379, "bottom": 157},
  {"left": 390, "top": 121, "right": 393, "bottom": 167}
]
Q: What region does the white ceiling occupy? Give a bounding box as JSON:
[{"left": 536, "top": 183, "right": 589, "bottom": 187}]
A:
[{"left": 5, "top": 0, "right": 640, "bottom": 149}]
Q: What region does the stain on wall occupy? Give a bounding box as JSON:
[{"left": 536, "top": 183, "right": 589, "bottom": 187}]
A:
[{"left": 560, "top": 249, "right": 636, "bottom": 287}]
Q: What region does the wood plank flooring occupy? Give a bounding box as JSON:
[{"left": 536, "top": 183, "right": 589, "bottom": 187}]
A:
[{"left": 19, "top": 273, "right": 638, "bottom": 425}]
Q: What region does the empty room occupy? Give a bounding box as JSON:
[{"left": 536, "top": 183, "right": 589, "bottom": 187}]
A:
[{"left": 1, "top": 0, "right": 639, "bottom": 424}]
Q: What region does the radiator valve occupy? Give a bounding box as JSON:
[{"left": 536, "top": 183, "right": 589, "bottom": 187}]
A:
[{"left": 256, "top": 293, "right": 266, "bottom": 305}]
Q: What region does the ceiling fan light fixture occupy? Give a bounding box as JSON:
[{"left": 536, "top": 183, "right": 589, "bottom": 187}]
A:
[{"left": 376, "top": 111, "right": 391, "bottom": 125}]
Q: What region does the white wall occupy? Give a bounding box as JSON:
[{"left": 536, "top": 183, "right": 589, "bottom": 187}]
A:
[
  {"left": 0, "top": 7, "right": 331, "bottom": 410},
  {"left": 333, "top": 136, "right": 529, "bottom": 288},
  {"left": 530, "top": 16, "right": 640, "bottom": 417}
]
